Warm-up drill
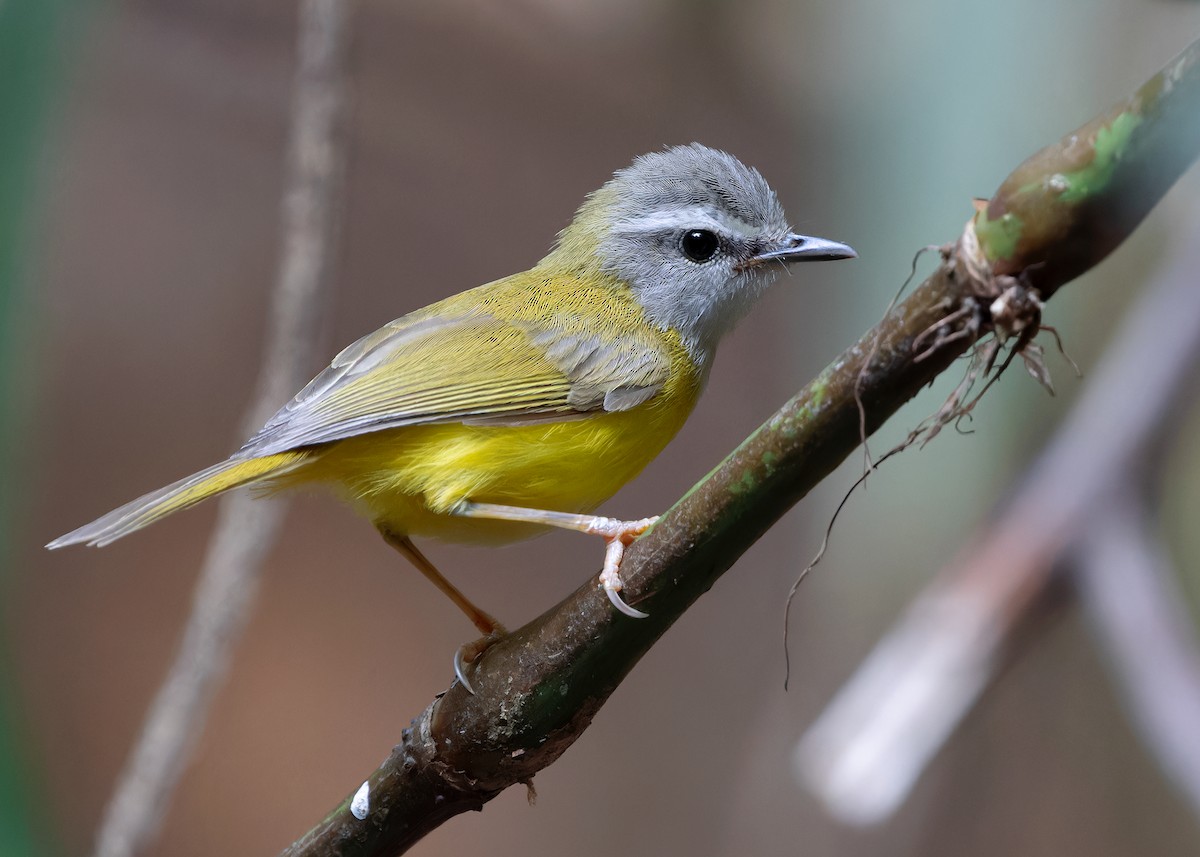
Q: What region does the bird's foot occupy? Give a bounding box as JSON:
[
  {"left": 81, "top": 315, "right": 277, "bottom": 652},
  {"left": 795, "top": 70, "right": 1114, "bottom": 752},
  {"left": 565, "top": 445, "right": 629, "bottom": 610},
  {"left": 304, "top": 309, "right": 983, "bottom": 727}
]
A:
[
  {"left": 589, "top": 516, "right": 657, "bottom": 619},
  {"left": 448, "top": 503, "right": 659, "bottom": 619}
]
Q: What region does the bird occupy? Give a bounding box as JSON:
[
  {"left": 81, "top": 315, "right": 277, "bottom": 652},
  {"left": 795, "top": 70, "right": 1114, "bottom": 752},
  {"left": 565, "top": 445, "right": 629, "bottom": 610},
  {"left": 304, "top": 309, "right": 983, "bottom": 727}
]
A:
[{"left": 48, "top": 143, "right": 855, "bottom": 687}]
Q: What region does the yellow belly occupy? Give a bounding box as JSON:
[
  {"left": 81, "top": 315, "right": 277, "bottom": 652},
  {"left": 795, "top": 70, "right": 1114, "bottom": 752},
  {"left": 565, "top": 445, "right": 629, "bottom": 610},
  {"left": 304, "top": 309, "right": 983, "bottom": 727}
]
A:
[{"left": 286, "top": 387, "right": 699, "bottom": 544}]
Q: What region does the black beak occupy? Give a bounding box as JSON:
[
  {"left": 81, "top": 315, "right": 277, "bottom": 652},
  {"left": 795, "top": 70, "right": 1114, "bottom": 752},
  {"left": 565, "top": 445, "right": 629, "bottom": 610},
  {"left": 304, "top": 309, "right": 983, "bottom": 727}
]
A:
[{"left": 744, "top": 232, "right": 857, "bottom": 269}]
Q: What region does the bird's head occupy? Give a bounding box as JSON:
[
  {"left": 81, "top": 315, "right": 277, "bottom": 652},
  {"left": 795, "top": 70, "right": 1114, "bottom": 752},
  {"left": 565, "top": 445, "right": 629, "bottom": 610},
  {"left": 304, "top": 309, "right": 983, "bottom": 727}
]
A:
[{"left": 544, "top": 143, "right": 855, "bottom": 357}]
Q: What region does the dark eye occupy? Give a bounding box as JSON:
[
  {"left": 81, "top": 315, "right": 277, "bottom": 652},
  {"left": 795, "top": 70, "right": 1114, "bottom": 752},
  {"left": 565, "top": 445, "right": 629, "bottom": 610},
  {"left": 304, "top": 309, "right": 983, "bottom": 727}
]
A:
[{"left": 680, "top": 229, "right": 720, "bottom": 263}]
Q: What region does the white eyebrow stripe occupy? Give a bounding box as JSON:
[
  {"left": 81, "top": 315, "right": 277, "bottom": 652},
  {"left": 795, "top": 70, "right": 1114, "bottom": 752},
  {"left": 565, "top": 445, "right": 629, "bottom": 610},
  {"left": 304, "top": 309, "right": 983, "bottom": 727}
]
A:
[{"left": 613, "top": 205, "right": 756, "bottom": 236}]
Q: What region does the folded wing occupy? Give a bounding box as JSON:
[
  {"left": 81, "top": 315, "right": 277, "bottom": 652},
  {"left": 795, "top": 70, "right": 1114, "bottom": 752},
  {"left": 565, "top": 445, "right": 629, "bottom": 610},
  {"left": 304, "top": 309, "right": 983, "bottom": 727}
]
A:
[{"left": 238, "top": 309, "right": 672, "bottom": 457}]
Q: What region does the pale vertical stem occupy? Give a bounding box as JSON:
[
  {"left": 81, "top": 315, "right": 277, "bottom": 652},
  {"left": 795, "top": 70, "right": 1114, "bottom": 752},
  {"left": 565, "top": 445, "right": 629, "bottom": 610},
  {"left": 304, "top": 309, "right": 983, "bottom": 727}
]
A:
[
  {"left": 90, "top": 3, "right": 352, "bottom": 855},
  {"left": 1077, "top": 491, "right": 1200, "bottom": 822}
]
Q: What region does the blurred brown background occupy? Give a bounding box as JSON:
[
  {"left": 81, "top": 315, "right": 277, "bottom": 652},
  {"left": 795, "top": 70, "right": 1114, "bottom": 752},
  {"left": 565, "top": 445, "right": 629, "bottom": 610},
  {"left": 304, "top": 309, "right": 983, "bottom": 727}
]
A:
[{"left": 11, "top": 0, "right": 1200, "bottom": 854}]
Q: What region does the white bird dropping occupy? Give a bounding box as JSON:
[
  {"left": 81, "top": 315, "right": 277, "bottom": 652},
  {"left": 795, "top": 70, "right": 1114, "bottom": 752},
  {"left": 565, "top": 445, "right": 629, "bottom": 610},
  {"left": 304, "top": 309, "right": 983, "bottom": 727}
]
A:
[{"left": 350, "top": 780, "right": 370, "bottom": 820}]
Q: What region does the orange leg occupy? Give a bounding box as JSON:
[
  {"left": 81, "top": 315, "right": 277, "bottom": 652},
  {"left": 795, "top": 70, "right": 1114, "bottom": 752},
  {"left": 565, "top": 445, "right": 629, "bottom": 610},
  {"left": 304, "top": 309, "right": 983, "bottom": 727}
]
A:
[{"left": 379, "top": 528, "right": 505, "bottom": 693}]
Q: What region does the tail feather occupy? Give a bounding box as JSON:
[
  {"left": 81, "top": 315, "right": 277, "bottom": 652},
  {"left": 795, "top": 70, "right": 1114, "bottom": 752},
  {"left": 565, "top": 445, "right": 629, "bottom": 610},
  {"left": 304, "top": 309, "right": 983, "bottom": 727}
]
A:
[{"left": 46, "top": 451, "right": 311, "bottom": 549}]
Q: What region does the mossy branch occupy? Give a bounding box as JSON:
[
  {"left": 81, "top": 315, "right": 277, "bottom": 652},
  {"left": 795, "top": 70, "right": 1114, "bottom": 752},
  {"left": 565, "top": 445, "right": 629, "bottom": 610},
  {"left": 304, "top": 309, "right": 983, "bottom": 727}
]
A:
[{"left": 282, "top": 37, "right": 1200, "bottom": 857}]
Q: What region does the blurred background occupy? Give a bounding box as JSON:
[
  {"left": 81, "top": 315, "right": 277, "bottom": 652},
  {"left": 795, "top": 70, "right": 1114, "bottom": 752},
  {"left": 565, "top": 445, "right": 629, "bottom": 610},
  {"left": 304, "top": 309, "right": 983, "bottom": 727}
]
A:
[{"left": 6, "top": 0, "right": 1200, "bottom": 854}]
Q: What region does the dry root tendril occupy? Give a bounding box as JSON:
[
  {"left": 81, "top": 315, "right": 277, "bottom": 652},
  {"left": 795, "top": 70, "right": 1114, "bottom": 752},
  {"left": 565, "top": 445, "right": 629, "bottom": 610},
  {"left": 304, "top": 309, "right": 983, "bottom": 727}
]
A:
[
  {"left": 913, "top": 222, "right": 1070, "bottom": 441},
  {"left": 785, "top": 222, "right": 1076, "bottom": 686}
]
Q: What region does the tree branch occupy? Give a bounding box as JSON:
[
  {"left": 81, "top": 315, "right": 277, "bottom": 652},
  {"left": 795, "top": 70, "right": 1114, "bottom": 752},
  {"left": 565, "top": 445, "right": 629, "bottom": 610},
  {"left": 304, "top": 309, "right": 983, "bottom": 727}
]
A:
[{"left": 283, "top": 37, "right": 1200, "bottom": 856}]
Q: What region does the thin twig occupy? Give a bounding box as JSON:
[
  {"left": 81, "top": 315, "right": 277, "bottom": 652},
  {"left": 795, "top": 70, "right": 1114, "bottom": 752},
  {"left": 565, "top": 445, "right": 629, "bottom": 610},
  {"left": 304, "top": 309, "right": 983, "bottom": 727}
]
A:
[{"left": 91, "top": 3, "right": 351, "bottom": 855}]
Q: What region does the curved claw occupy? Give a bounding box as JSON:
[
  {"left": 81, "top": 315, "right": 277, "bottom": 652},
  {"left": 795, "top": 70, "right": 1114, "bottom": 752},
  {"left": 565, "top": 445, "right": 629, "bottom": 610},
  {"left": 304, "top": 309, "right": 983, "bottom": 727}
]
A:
[
  {"left": 452, "top": 628, "right": 507, "bottom": 695},
  {"left": 606, "top": 584, "right": 649, "bottom": 619},
  {"left": 453, "top": 647, "right": 477, "bottom": 695}
]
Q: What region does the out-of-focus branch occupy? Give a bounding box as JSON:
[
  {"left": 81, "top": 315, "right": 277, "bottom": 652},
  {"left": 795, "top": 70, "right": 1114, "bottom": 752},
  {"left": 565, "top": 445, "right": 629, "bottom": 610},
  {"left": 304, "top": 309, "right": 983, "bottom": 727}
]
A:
[
  {"left": 92, "top": 3, "right": 351, "bottom": 856},
  {"left": 1076, "top": 488, "right": 1200, "bottom": 819},
  {"left": 796, "top": 206, "right": 1200, "bottom": 824},
  {"left": 976, "top": 45, "right": 1200, "bottom": 291},
  {"left": 283, "top": 39, "right": 1200, "bottom": 857}
]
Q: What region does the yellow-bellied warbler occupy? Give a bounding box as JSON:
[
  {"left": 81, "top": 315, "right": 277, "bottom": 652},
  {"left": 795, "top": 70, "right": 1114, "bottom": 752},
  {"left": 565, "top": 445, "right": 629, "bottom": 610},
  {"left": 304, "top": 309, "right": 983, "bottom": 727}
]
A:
[{"left": 49, "top": 144, "right": 855, "bottom": 685}]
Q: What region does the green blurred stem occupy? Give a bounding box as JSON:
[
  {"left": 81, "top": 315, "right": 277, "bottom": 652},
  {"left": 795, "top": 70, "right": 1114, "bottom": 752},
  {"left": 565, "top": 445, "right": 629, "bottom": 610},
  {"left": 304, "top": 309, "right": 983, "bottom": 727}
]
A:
[
  {"left": 0, "top": 2, "right": 86, "bottom": 856},
  {"left": 281, "top": 37, "right": 1200, "bottom": 857}
]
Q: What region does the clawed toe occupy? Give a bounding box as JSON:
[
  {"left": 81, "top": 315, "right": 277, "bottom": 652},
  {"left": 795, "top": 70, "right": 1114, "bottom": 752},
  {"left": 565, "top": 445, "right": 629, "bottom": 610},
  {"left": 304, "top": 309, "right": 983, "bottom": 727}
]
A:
[
  {"left": 605, "top": 583, "right": 649, "bottom": 619},
  {"left": 598, "top": 535, "right": 650, "bottom": 619},
  {"left": 452, "top": 628, "right": 507, "bottom": 694},
  {"left": 584, "top": 515, "right": 659, "bottom": 543},
  {"left": 442, "top": 504, "right": 658, "bottom": 622}
]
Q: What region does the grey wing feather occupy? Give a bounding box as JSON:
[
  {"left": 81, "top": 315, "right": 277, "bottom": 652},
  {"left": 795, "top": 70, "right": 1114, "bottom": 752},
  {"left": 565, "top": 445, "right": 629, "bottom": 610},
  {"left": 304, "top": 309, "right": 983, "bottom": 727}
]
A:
[{"left": 524, "top": 326, "right": 666, "bottom": 412}]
